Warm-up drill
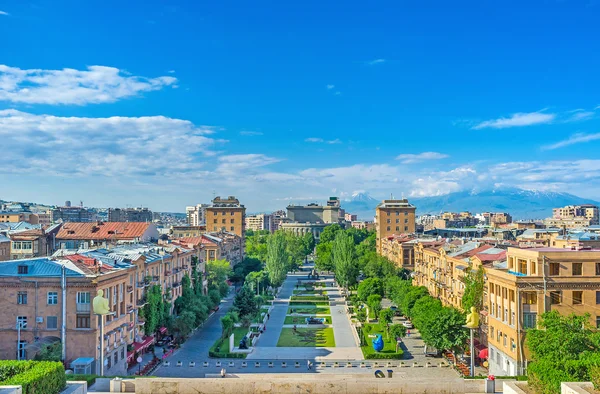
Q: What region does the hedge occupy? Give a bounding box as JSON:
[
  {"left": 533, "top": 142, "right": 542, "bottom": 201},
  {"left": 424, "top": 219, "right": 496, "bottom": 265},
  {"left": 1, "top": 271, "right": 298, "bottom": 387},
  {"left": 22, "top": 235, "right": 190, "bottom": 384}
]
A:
[
  {"left": 290, "top": 296, "right": 329, "bottom": 301},
  {"left": 364, "top": 352, "right": 404, "bottom": 360},
  {"left": 0, "top": 361, "right": 66, "bottom": 394},
  {"left": 65, "top": 374, "right": 157, "bottom": 386},
  {"left": 288, "top": 300, "right": 329, "bottom": 306}
]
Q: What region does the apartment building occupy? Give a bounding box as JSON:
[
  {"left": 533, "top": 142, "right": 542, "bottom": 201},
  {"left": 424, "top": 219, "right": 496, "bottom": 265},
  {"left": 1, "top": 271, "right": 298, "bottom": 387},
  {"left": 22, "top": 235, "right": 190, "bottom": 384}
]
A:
[
  {"left": 0, "top": 257, "right": 135, "bottom": 376},
  {"left": 0, "top": 212, "right": 26, "bottom": 223},
  {"left": 379, "top": 235, "right": 417, "bottom": 269},
  {"left": 55, "top": 222, "right": 159, "bottom": 249},
  {"left": 245, "top": 214, "right": 273, "bottom": 232},
  {"left": 486, "top": 247, "right": 600, "bottom": 376},
  {"left": 186, "top": 204, "right": 210, "bottom": 226},
  {"left": 0, "top": 235, "right": 10, "bottom": 261},
  {"left": 375, "top": 199, "right": 416, "bottom": 254},
  {"left": 171, "top": 226, "right": 207, "bottom": 239},
  {"left": 51, "top": 205, "right": 95, "bottom": 223},
  {"left": 9, "top": 224, "right": 62, "bottom": 260},
  {"left": 108, "top": 208, "right": 153, "bottom": 223},
  {"left": 553, "top": 204, "right": 599, "bottom": 225},
  {"left": 205, "top": 196, "right": 246, "bottom": 241}
]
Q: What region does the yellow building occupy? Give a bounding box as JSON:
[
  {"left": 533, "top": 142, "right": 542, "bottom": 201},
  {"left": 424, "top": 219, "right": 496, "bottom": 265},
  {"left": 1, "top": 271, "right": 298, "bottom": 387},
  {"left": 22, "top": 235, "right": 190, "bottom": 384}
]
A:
[
  {"left": 486, "top": 247, "right": 600, "bottom": 376},
  {"left": 379, "top": 235, "right": 417, "bottom": 269},
  {"left": 375, "top": 199, "right": 416, "bottom": 254},
  {"left": 205, "top": 196, "right": 246, "bottom": 238},
  {"left": 0, "top": 212, "right": 25, "bottom": 223}
]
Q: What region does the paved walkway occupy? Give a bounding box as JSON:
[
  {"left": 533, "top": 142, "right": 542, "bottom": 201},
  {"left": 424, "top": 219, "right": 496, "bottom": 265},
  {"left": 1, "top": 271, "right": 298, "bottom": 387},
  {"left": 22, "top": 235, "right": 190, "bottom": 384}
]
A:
[{"left": 327, "top": 281, "right": 359, "bottom": 348}]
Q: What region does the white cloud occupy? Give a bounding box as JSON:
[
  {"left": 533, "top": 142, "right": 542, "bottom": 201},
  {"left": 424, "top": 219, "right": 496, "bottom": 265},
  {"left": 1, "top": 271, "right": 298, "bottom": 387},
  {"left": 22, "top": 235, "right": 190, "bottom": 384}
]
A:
[
  {"left": 567, "top": 110, "right": 594, "bottom": 122},
  {"left": 216, "top": 154, "right": 281, "bottom": 175},
  {"left": 334, "top": 91, "right": 341, "bottom": 96},
  {"left": 367, "top": 59, "right": 386, "bottom": 66},
  {"left": 0, "top": 110, "right": 218, "bottom": 177},
  {"left": 542, "top": 132, "right": 600, "bottom": 150},
  {"left": 168, "top": 70, "right": 176, "bottom": 74},
  {"left": 0, "top": 10, "right": 9, "bottom": 15},
  {"left": 240, "top": 131, "right": 263, "bottom": 136},
  {"left": 0, "top": 65, "right": 177, "bottom": 105},
  {"left": 305, "top": 137, "right": 342, "bottom": 144},
  {"left": 395, "top": 151, "right": 449, "bottom": 164},
  {"left": 326, "top": 84, "right": 335, "bottom": 90},
  {"left": 473, "top": 111, "right": 555, "bottom": 129}
]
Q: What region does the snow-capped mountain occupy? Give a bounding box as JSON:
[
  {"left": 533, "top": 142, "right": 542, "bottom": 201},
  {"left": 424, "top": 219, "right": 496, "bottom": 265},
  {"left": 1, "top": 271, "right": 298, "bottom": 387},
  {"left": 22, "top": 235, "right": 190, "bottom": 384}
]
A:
[{"left": 341, "top": 187, "right": 599, "bottom": 220}]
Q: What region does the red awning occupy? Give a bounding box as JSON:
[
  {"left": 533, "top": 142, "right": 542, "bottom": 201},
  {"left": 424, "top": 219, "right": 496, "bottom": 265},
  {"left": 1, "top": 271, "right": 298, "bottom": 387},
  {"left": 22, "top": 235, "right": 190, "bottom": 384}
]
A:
[
  {"left": 133, "top": 336, "right": 155, "bottom": 353},
  {"left": 479, "top": 348, "right": 489, "bottom": 360},
  {"left": 127, "top": 351, "right": 134, "bottom": 362},
  {"left": 158, "top": 327, "right": 167, "bottom": 335}
]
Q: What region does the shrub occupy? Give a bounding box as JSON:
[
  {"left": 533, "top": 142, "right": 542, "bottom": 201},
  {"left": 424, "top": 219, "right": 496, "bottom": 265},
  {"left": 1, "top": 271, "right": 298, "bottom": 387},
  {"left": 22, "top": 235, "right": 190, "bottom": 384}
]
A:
[
  {"left": 364, "top": 352, "right": 403, "bottom": 360},
  {"left": 290, "top": 296, "right": 328, "bottom": 301},
  {"left": 66, "top": 374, "right": 98, "bottom": 386},
  {"left": 0, "top": 361, "right": 65, "bottom": 394}
]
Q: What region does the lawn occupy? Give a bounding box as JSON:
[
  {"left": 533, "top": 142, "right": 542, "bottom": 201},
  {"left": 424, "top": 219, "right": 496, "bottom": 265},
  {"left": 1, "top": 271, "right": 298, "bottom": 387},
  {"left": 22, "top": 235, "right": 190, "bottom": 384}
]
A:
[
  {"left": 208, "top": 327, "right": 250, "bottom": 358},
  {"left": 360, "top": 323, "right": 404, "bottom": 360},
  {"left": 284, "top": 315, "right": 332, "bottom": 324},
  {"left": 290, "top": 295, "right": 329, "bottom": 301},
  {"left": 287, "top": 305, "right": 331, "bottom": 314},
  {"left": 277, "top": 328, "right": 335, "bottom": 347},
  {"left": 292, "top": 289, "right": 325, "bottom": 295}
]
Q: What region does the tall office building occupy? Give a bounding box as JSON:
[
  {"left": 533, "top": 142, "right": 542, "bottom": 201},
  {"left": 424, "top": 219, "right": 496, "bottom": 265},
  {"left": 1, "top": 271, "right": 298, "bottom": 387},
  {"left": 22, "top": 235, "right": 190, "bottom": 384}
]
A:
[{"left": 375, "top": 199, "right": 416, "bottom": 253}]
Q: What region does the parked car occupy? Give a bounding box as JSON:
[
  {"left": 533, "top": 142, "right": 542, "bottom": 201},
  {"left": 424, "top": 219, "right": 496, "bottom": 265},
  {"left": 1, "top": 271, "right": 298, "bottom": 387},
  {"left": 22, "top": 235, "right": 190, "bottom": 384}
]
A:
[
  {"left": 424, "top": 345, "right": 442, "bottom": 357},
  {"left": 402, "top": 321, "right": 413, "bottom": 329}
]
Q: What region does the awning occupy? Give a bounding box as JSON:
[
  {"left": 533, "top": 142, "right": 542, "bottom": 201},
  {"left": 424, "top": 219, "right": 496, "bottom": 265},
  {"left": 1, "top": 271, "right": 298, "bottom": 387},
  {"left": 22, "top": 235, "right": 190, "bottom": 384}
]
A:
[
  {"left": 158, "top": 327, "right": 167, "bottom": 335},
  {"left": 479, "top": 348, "right": 489, "bottom": 360},
  {"left": 132, "top": 335, "right": 155, "bottom": 353},
  {"left": 127, "top": 351, "right": 134, "bottom": 363}
]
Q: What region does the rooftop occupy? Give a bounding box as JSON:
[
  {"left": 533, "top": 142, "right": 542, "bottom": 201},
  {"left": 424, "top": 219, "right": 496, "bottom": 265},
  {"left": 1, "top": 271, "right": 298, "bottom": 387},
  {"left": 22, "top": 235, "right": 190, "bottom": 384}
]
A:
[
  {"left": 0, "top": 257, "right": 86, "bottom": 277},
  {"left": 56, "top": 222, "right": 154, "bottom": 240}
]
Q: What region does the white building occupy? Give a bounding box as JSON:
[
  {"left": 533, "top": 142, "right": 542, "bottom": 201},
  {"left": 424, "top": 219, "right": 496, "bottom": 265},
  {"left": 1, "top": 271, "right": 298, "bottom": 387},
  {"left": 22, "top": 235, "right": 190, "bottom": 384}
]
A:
[{"left": 186, "top": 204, "right": 210, "bottom": 226}]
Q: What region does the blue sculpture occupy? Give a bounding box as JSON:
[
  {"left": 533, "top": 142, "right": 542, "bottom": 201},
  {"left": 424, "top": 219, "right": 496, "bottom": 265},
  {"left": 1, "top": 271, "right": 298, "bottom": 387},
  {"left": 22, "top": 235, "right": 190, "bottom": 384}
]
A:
[{"left": 372, "top": 334, "right": 384, "bottom": 352}]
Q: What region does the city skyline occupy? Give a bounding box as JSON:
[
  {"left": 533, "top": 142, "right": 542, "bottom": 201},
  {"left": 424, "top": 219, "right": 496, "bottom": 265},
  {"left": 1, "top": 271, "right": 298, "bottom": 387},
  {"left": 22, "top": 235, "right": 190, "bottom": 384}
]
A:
[{"left": 2, "top": 1, "right": 600, "bottom": 211}]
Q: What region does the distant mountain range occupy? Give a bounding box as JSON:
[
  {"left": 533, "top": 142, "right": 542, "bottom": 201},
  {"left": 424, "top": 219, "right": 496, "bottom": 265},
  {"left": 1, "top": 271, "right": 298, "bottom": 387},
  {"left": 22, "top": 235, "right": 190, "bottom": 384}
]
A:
[{"left": 342, "top": 188, "right": 600, "bottom": 220}]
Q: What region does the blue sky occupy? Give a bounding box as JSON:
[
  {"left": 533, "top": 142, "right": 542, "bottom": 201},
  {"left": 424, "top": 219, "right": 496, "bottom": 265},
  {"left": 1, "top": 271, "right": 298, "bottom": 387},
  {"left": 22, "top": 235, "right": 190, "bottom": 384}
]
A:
[{"left": 1, "top": 0, "right": 600, "bottom": 212}]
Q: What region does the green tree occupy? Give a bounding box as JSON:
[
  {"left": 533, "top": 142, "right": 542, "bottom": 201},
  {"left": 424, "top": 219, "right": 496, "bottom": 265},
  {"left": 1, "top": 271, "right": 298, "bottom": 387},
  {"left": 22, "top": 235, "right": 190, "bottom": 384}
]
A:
[
  {"left": 356, "top": 308, "right": 367, "bottom": 323},
  {"left": 220, "top": 311, "right": 239, "bottom": 338},
  {"left": 208, "top": 289, "right": 221, "bottom": 308},
  {"left": 419, "top": 306, "right": 468, "bottom": 353},
  {"left": 461, "top": 267, "right": 485, "bottom": 312},
  {"left": 332, "top": 231, "right": 358, "bottom": 289},
  {"left": 265, "top": 231, "right": 289, "bottom": 287},
  {"left": 285, "top": 232, "right": 305, "bottom": 271},
  {"left": 389, "top": 324, "right": 407, "bottom": 341},
  {"left": 173, "top": 310, "right": 196, "bottom": 338},
  {"left": 319, "top": 224, "right": 342, "bottom": 243},
  {"left": 33, "top": 342, "right": 62, "bottom": 362},
  {"left": 301, "top": 232, "right": 316, "bottom": 256},
  {"left": 246, "top": 270, "right": 268, "bottom": 294},
  {"left": 399, "top": 286, "right": 429, "bottom": 318},
  {"left": 206, "top": 259, "right": 232, "bottom": 289},
  {"left": 366, "top": 294, "right": 382, "bottom": 319},
  {"left": 357, "top": 277, "right": 384, "bottom": 301},
  {"left": 315, "top": 242, "right": 334, "bottom": 272},
  {"left": 379, "top": 308, "right": 394, "bottom": 338},
  {"left": 234, "top": 285, "right": 259, "bottom": 320},
  {"left": 143, "top": 285, "right": 164, "bottom": 334},
  {"left": 363, "top": 254, "right": 398, "bottom": 278}
]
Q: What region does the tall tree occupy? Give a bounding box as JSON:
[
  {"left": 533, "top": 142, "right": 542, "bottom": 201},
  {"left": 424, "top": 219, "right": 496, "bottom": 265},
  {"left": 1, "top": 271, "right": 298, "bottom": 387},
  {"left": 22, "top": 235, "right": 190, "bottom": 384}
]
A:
[
  {"left": 301, "top": 232, "right": 316, "bottom": 256},
  {"left": 285, "top": 232, "right": 305, "bottom": 271},
  {"left": 357, "top": 277, "right": 384, "bottom": 301},
  {"left": 234, "top": 285, "right": 259, "bottom": 319},
  {"left": 265, "top": 231, "right": 289, "bottom": 287},
  {"left": 315, "top": 242, "right": 334, "bottom": 272},
  {"left": 367, "top": 294, "right": 382, "bottom": 319},
  {"left": 332, "top": 231, "right": 358, "bottom": 289},
  {"left": 319, "top": 224, "right": 342, "bottom": 243},
  {"left": 461, "top": 267, "right": 485, "bottom": 312},
  {"left": 206, "top": 259, "right": 232, "bottom": 289}
]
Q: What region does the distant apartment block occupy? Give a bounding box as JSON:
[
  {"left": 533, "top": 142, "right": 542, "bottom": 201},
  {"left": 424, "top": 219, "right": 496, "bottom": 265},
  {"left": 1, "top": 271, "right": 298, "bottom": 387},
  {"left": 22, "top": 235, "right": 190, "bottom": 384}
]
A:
[
  {"left": 205, "top": 196, "right": 246, "bottom": 239},
  {"left": 171, "top": 225, "right": 207, "bottom": 239},
  {"left": 51, "top": 202, "right": 95, "bottom": 223},
  {"left": 344, "top": 213, "right": 358, "bottom": 222},
  {"left": 0, "top": 235, "right": 9, "bottom": 261},
  {"left": 375, "top": 199, "right": 416, "bottom": 253},
  {"left": 245, "top": 214, "right": 273, "bottom": 232},
  {"left": 186, "top": 204, "right": 210, "bottom": 226},
  {"left": 108, "top": 207, "right": 153, "bottom": 222},
  {"left": 55, "top": 222, "right": 159, "bottom": 249}
]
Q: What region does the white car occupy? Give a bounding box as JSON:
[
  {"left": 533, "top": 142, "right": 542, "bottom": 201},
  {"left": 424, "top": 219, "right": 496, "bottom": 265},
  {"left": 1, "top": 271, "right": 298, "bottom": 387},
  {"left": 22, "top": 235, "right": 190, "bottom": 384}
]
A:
[{"left": 403, "top": 321, "right": 414, "bottom": 329}]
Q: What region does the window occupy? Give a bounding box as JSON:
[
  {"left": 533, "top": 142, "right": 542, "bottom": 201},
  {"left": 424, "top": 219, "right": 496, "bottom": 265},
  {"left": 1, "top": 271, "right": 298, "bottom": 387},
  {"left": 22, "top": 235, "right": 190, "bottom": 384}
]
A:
[
  {"left": 222, "top": 211, "right": 226, "bottom": 216},
  {"left": 17, "top": 340, "right": 26, "bottom": 360},
  {"left": 490, "top": 327, "right": 494, "bottom": 339},
  {"left": 404, "top": 226, "right": 408, "bottom": 231},
  {"left": 230, "top": 226, "right": 234, "bottom": 231},
  {"left": 17, "top": 316, "right": 27, "bottom": 328},
  {"left": 213, "top": 226, "right": 217, "bottom": 231},
  {"left": 395, "top": 219, "right": 399, "bottom": 224},
  {"left": 47, "top": 292, "right": 58, "bottom": 305},
  {"left": 395, "top": 226, "right": 399, "bottom": 231},
  {"left": 121, "top": 347, "right": 125, "bottom": 359},
  {"left": 46, "top": 316, "right": 58, "bottom": 330},
  {"left": 76, "top": 315, "right": 90, "bottom": 329},
  {"left": 503, "top": 334, "right": 507, "bottom": 347},
  {"left": 221, "top": 219, "right": 226, "bottom": 224},
  {"left": 510, "top": 338, "right": 515, "bottom": 351},
  {"left": 405, "top": 219, "right": 408, "bottom": 224},
  {"left": 597, "top": 291, "right": 600, "bottom": 305},
  {"left": 17, "top": 265, "right": 28, "bottom": 274},
  {"left": 386, "top": 212, "right": 390, "bottom": 216},
  {"left": 107, "top": 354, "right": 112, "bottom": 369},
  {"left": 386, "top": 226, "right": 390, "bottom": 231},
  {"left": 549, "top": 263, "right": 560, "bottom": 276},
  {"left": 213, "top": 219, "right": 217, "bottom": 224},
  {"left": 77, "top": 292, "right": 90, "bottom": 304},
  {"left": 491, "top": 302, "right": 495, "bottom": 316},
  {"left": 114, "top": 352, "right": 118, "bottom": 365},
  {"left": 550, "top": 291, "right": 562, "bottom": 305},
  {"left": 230, "top": 219, "right": 234, "bottom": 224},
  {"left": 597, "top": 316, "right": 600, "bottom": 329},
  {"left": 386, "top": 219, "right": 391, "bottom": 224},
  {"left": 573, "top": 263, "right": 582, "bottom": 276},
  {"left": 596, "top": 263, "right": 600, "bottom": 276},
  {"left": 523, "top": 312, "right": 537, "bottom": 329},
  {"left": 17, "top": 291, "right": 27, "bottom": 305},
  {"left": 504, "top": 308, "right": 508, "bottom": 322},
  {"left": 573, "top": 291, "right": 583, "bottom": 305}
]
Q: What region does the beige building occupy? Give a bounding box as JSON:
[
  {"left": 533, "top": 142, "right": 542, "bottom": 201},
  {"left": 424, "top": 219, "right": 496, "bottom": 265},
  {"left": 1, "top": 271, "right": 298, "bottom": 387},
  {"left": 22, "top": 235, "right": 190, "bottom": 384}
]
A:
[
  {"left": 286, "top": 197, "right": 341, "bottom": 225},
  {"left": 553, "top": 204, "right": 599, "bottom": 225},
  {"left": 245, "top": 214, "right": 273, "bottom": 232},
  {"left": 379, "top": 235, "right": 417, "bottom": 269},
  {"left": 375, "top": 199, "right": 416, "bottom": 254},
  {"left": 171, "top": 225, "right": 207, "bottom": 239},
  {"left": 205, "top": 196, "right": 246, "bottom": 240},
  {"left": 486, "top": 247, "right": 600, "bottom": 376},
  {"left": 0, "top": 212, "right": 26, "bottom": 223}
]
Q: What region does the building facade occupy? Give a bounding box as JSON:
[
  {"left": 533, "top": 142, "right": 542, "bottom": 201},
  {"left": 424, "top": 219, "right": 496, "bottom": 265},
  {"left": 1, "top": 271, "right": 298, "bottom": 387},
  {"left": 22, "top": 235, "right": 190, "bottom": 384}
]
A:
[
  {"left": 245, "top": 214, "right": 273, "bottom": 232},
  {"left": 205, "top": 196, "right": 246, "bottom": 239},
  {"left": 186, "top": 204, "right": 210, "bottom": 226},
  {"left": 108, "top": 208, "right": 153, "bottom": 223},
  {"left": 55, "top": 222, "right": 159, "bottom": 249},
  {"left": 375, "top": 199, "right": 416, "bottom": 254},
  {"left": 486, "top": 247, "right": 600, "bottom": 376}
]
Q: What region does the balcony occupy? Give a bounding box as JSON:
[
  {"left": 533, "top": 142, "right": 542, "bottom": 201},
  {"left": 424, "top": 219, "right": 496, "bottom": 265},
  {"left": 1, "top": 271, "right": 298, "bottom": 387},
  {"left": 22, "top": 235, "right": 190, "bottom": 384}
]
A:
[
  {"left": 173, "top": 282, "right": 181, "bottom": 288},
  {"left": 127, "top": 285, "right": 134, "bottom": 293},
  {"left": 182, "top": 265, "right": 189, "bottom": 270},
  {"left": 136, "top": 319, "right": 145, "bottom": 326},
  {"left": 127, "top": 304, "right": 134, "bottom": 313},
  {"left": 137, "top": 281, "right": 148, "bottom": 288},
  {"left": 137, "top": 298, "right": 148, "bottom": 307},
  {"left": 164, "top": 270, "right": 172, "bottom": 276},
  {"left": 76, "top": 303, "right": 91, "bottom": 313},
  {"left": 128, "top": 321, "right": 135, "bottom": 330}
]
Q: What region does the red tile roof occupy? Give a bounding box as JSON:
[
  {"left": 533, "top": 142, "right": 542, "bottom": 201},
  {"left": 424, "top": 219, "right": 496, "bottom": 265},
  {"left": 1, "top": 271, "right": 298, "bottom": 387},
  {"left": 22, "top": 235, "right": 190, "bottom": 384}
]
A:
[
  {"left": 475, "top": 251, "right": 507, "bottom": 262},
  {"left": 63, "top": 254, "right": 113, "bottom": 274},
  {"left": 176, "top": 237, "right": 204, "bottom": 246},
  {"left": 56, "top": 222, "right": 152, "bottom": 240}
]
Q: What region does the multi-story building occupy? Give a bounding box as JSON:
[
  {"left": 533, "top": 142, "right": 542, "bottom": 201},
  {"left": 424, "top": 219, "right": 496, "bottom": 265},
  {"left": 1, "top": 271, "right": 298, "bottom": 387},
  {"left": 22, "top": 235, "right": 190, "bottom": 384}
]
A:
[
  {"left": 205, "top": 196, "right": 246, "bottom": 239},
  {"left": 551, "top": 231, "right": 600, "bottom": 249},
  {"left": 552, "top": 204, "right": 599, "bottom": 225},
  {"left": 55, "top": 222, "right": 159, "bottom": 249},
  {"left": 544, "top": 217, "right": 592, "bottom": 229},
  {"left": 0, "top": 212, "right": 26, "bottom": 223},
  {"left": 351, "top": 221, "right": 375, "bottom": 230},
  {"left": 245, "top": 214, "right": 273, "bottom": 232},
  {"left": 375, "top": 199, "right": 416, "bottom": 254},
  {"left": 379, "top": 235, "right": 417, "bottom": 269},
  {"left": 9, "top": 224, "right": 62, "bottom": 260},
  {"left": 345, "top": 213, "right": 358, "bottom": 222},
  {"left": 51, "top": 203, "right": 95, "bottom": 223},
  {"left": 486, "top": 247, "right": 600, "bottom": 376},
  {"left": 108, "top": 208, "right": 153, "bottom": 223},
  {"left": 177, "top": 232, "right": 243, "bottom": 267},
  {"left": 280, "top": 197, "right": 342, "bottom": 241},
  {"left": 171, "top": 226, "right": 207, "bottom": 239},
  {"left": 0, "top": 235, "right": 10, "bottom": 261},
  {"left": 186, "top": 204, "right": 210, "bottom": 226}
]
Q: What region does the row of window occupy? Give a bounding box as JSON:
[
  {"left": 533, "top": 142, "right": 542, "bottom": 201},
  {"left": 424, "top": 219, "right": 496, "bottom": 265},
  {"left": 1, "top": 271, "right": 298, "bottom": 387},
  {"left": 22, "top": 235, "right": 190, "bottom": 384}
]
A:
[
  {"left": 213, "top": 226, "right": 235, "bottom": 232},
  {"left": 17, "top": 291, "right": 59, "bottom": 305},
  {"left": 214, "top": 219, "right": 236, "bottom": 224},
  {"left": 12, "top": 241, "right": 33, "bottom": 250},
  {"left": 490, "top": 326, "right": 516, "bottom": 352},
  {"left": 386, "top": 219, "right": 410, "bottom": 224},
  {"left": 16, "top": 315, "right": 59, "bottom": 330},
  {"left": 386, "top": 226, "right": 409, "bottom": 232},
  {"left": 548, "top": 262, "right": 600, "bottom": 276},
  {"left": 385, "top": 211, "right": 409, "bottom": 216}
]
